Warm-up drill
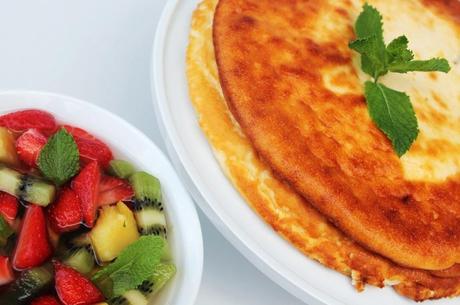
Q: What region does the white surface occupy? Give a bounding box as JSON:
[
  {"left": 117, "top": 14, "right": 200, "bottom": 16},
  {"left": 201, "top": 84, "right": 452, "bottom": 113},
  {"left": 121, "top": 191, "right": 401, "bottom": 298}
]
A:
[
  {"left": 152, "top": 1, "right": 456, "bottom": 305},
  {"left": 0, "top": 1, "right": 306, "bottom": 305},
  {"left": 0, "top": 92, "right": 203, "bottom": 305}
]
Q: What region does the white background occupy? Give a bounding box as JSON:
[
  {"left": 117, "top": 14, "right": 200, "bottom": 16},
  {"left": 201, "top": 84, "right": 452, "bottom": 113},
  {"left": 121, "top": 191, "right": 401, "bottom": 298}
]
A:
[{"left": 0, "top": 1, "right": 306, "bottom": 304}]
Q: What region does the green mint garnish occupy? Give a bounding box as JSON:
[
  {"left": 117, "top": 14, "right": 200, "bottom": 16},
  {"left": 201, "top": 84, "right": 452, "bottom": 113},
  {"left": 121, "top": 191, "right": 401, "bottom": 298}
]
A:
[
  {"left": 92, "top": 236, "right": 168, "bottom": 298},
  {"left": 349, "top": 3, "right": 450, "bottom": 156},
  {"left": 38, "top": 128, "right": 80, "bottom": 185}
]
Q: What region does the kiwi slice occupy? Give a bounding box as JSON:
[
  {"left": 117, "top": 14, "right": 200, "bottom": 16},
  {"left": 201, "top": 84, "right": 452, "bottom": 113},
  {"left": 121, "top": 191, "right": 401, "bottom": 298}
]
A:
[
  {"left": 109, "top": 263, "right": 176, "bottom": 305},
  {"left": 108, "top": 160, "right": 136, "bottom": 179},
  {"left": 0, "top": 215, "right": 13, "bottom": 247},
  {"left": 0, "top": 263, "right": 53, "bottom": 305},
  {"left": 129, "top": 172, "right": 167, "bottom": 238},
  {"left": 0, "top": 166, "right": 55, "bottom": 206},
  {"left": 59, "top": 234, "right": 96, "bottom": 275}
]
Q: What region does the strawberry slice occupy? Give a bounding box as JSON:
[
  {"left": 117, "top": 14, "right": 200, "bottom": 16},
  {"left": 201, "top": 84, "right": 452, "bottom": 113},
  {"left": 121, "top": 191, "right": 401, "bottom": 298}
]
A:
[
  {"left": 71, "top": 161, "right": 101, "bottom": 227},
  {"left": 98, "top": 176, "right": 133, "bottom": 206},
  {"left": 31, "top": 296, "right": 63, "bottom": 305},
  {"left": 15, "top": 128, "right": 47, "bottom": 167},
  {"left": 0, "top": 256, "right": 14, "bottom": 286},
  {"left": 0, "top": 192, "right": 18, "bottom": 223},
  {"left": 12, "top": 205, "right": 52, "bottom": 270},
  {"left": 48, "top": 188, "right": 82, "bottom": 233},
  {"left": 0, "top": 110, "right": 57, "bottom": 135},
  {"left": 54, "top": 261, "right": 104, "bottom": 305},
  {"left": 63, "top": 125, "right": 113, "bottom": 168}
]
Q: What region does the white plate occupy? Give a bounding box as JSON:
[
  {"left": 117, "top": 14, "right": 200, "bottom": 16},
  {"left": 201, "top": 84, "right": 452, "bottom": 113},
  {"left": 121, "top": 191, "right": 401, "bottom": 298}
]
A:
[
  {"left": 0, "top": 91, "right": 203, "bottom": 305},
  {"left": 152, "top": 1, "right": 457, "bottom": 305}
]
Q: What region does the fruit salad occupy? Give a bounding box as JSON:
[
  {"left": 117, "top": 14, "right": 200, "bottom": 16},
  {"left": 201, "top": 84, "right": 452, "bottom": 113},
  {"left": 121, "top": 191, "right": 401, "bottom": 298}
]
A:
[{"left": 0, "top": 110, "right": 175, "bottom": 305}]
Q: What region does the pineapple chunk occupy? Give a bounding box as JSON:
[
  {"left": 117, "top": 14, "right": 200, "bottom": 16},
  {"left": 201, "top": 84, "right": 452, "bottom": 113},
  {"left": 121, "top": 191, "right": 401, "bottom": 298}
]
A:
[
  {"left": 90, "top": 202, "right": 139, "bottom": 262},
  {"left": 0, "top": 127, "right": 18, "bottom": 166}
]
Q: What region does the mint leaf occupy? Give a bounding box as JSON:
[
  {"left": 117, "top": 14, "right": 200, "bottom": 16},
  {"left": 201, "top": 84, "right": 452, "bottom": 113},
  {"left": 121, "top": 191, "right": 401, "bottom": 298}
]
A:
[
  {"left": 354, "top": 3, "right": 383, "bottom": 39},
  {"left": 349, "top": 4, "right": 386, "bottom": 79},
  {"left": 349, "top": 36, "right": 387, "bottom": 78},
  {"left": 38, "top": 128, "right": 79, "bottom": 186},
  {"left": 349, "top": 4, "right": 450, "bottom": 156},
  {"left": 386, "top": 35, "right": 414, "bottom": 64},
  {"left": 92, "top": 236, "right": 166, "bottom": 298},
  {"left": 389, "top": 58, "right": 451, "bottom": 73},
  {"left": 364, "top": 82, "right": 419, "bottom": 156}
]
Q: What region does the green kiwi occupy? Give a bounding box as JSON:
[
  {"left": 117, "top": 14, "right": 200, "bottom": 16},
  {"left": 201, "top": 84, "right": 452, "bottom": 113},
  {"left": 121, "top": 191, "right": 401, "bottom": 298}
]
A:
[
  {"left": 129, "top": 172, "right": 167, "bottom": 238},
  {"left": 0, "top": 166, "right": 55, "bottom": 206},
  {"left": 0, "top": 263, "right": 53, "bottom": 305},
  {"left": 0, "top": 215, "right": 13, "bottom": 247},
  {"left": 109, "top": 263, "right": 176, "bottom": 305},
  {"left": 59, "top": 234, "right": 95, "bottom": 275},
  {"left": 108, "top": 160, "right": 136, "bottom": 179}
]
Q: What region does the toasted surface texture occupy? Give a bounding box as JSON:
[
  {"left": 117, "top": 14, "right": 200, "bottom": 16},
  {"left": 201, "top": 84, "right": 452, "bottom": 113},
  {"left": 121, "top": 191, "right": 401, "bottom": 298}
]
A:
[
  {"left": 187, "top": 0, "right": 460, "bottom": 300},
  {"left": 213, "top": 0, "right": 460, "bottom": 271}
]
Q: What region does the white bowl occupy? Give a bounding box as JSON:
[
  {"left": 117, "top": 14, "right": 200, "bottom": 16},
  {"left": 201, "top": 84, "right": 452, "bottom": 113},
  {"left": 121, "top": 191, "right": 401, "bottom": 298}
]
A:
[
  {"left": 151, "top": 1, "right": 457, "bottom": 305},
  {"left": 0, "top": 90, "right": 203, "bottom": 305}
]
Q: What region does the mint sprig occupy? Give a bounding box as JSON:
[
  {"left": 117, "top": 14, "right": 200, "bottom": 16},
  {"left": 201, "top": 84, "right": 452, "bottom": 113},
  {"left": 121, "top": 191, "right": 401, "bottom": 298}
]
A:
[
  {"left": 92, "top": 236, "right": 167, "bottom": 298},
  {"left": 349, "top": 4, "right": 450, "bottom": 156},
  {"left": 38, "top": 128, "right": 80, "bottom": 185}
]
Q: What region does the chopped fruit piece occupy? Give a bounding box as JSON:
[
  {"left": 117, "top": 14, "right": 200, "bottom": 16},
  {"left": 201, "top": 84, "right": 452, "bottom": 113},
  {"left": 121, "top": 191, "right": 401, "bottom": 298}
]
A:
[
  {"left": 108, "top": 160, "right": 135, "bottom": 179},
  {"left": 130, "top": 172, "right": 167, "bottom": 238},
  {"left": 71, "top": 161, "right": 101, "bottom": 227},
  {"left": 0, "top": 191, "right": 18, "bottom": 223},
  {"left": 54, "top": 261, "right": 104, "bottom": 305},
  {"left": 31, "top": 295, "right": 62, "bottom": 305},
  {"left": 0, "top": 256, "right": 14, "bottom": 286},
  {"left": 0, "top": 166, "right": 56, "bottom": 206},
  {"left": 0, "top": 127, "right": 19, "bottom": 166},
  {"left": 16, "top": 128, "right": 47, "bottom": 167},
  {"left": 0, "top": 110, "right": 57, "bottom": 135},
  {"left": 63, "top": 125, "right": 113, "bottom": 168},
  {"left": 98, "top": 176, "right": 133, "bottom": 206},
  {"left": 0, "top": 215, "right": 13, "bottom": 247},
  {"left": 113, "top": 290, "right": 148, "bottom": 305},
  {"left": 59, "top": 233, "right": 95, "bottom": 276},
  {"left": 13, "top": 205, "right": 52, "bottom": 270},
  {"left": 47, "top": 225, "right": 60, "bottom": 249},
  {"left": 90, "top": 202, "right": 139, "bottom": 262},
  {"left": 0, "top": 263, "right": 54, "bottom": 305},
  {"left": 48, "top": 188, "right": 82, "bottom": 233}
]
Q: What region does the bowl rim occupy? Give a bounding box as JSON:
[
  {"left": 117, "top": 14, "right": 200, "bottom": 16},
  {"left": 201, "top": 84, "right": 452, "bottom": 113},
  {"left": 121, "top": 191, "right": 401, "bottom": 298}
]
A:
[{"left": 0, "top": 89, "right": 204, "bottom": 305}]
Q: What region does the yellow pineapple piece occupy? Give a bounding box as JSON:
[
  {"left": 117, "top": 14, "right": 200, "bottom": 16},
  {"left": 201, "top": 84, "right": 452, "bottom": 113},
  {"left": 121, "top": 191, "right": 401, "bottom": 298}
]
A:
[
  {"left": 0, "top": 127, "right": 18, "bottom": 166},
  {"left": 90, "top": 201, "right": 139, "bottom": 262}
]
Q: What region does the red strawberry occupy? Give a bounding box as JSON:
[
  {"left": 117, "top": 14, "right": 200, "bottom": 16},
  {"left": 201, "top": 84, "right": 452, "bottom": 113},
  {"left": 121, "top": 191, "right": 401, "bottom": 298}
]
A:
[
  {"left": 63, "top": 125, "right": 113, "bottom": 168},
  {"left": 0, "top": 192, "right": 18, "bottom": 223},
  {"left": 48, "top": 188, "right": 82, "bottom": 233},
  {"left": 0, "top": 256, "right": 14, "bottom": 286},
  {"left": 31, "top": 296, "right": 62, "bottom": 305},
  {"left": 98, "top": 176, "right": 133, "bottom": 206},
  {"left": 0, "top": 110, "right": 57, "bottom": 135},
  {"left": 71, "top": 161, "right": 101, "bottom": 227},
  {"left": 12, "top": 205, "right": 52, "bottom": 270},
  {"left": 54, "top": 261, "right": 104, "bottom": 305},
  {"left": 15, "top": 128, "right": 47, "bottom": 167}
]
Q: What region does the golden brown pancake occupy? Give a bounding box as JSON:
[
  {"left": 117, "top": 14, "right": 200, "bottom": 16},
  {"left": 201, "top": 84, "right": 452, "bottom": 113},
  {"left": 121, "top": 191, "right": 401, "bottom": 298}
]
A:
[
  {"left": 187, "top": 0, "right": 460, "bottom": 301},
  {"left": 213, "top": 0, "right": 460, "bottom": 271}
]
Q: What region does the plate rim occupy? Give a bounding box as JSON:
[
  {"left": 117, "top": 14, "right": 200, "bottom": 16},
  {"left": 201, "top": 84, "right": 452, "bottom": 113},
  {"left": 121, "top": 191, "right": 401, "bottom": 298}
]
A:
[{"left": 152, "top": 1, "right": 340, "bottom": 304}]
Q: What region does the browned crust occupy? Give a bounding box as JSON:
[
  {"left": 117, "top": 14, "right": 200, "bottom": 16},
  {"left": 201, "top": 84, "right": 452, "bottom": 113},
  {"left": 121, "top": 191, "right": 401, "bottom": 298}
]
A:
[{"left": 213, "top": 0, "right": 460, "bottom": 271}]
